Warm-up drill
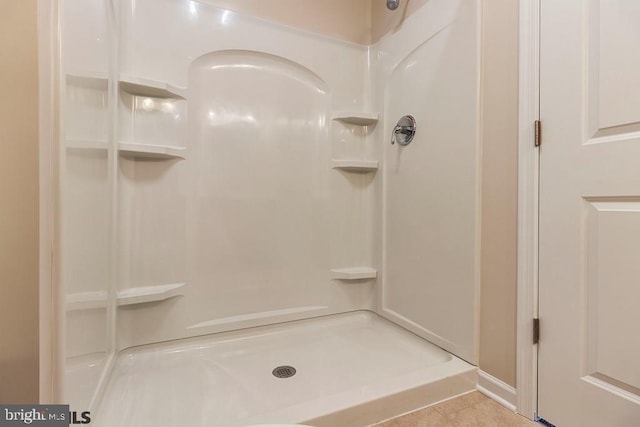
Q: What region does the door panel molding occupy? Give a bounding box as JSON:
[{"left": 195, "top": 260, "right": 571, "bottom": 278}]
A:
[
  {"left": 585, "top": 200, "right": 640, "bottom": 401},
  {"left": 587, "top": 0, "right": 640, "bottom": 142}
]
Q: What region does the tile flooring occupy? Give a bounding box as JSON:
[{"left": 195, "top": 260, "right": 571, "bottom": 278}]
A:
[{"left": 373, "top": 391, "right": 537, "bottom": 427}]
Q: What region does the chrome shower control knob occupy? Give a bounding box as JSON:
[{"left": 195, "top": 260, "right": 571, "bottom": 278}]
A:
[{"left": 391, "top": 115, "right": 416, "bottom": 146}]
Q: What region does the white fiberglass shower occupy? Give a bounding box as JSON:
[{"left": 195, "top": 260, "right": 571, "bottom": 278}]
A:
[{"left": 55, "top": 0, "right": 480, "bottom": 425}]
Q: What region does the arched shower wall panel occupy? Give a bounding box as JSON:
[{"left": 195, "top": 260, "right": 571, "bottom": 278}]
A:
[
  {"left": 184, "top": 50, "right": 334, "bottom": 330},
  {"left": 115, "top": 0, "right": 379, "bottom": 349}
]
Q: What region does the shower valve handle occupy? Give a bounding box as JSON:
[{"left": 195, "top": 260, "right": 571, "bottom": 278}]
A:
[
  {"left": 390, "top": 115, "right": 417, "bottom": 146},
  {"left": 394, "top": 125, "right": 415, "bottom": 135}
]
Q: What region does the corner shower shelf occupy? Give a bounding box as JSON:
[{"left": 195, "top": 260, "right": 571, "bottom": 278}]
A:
[
  {"left": 119, "top": 74, "right": 187, "bottom": 99},
  {"left": 66, "top": 71, "right": 109, "bottom": 89},
  {"left": 66, "top": 72, "right": 188, "bottom": 99},
  {"left": 66, "top": 139, "right": 109, "bottom": 151},
  {"left": 118, "top": 142, "right": 186, "bottom": 160},
  {"left": 117, "top": 283, "right": 186, "bottom": 306},
  {"left": 331, "top": 159, "right": 378, "bottom": 172},
  {"left": 332, "top": 111, "right": 379, "bottom": 126},
  {"left": 66, "top": 284, "right": 186, "bottom": 309},
  {"left": 66, "top": 291, "right": 107, "bottom": 311},
  {"left": 330, "top": 267, "right": 378, "bottom": 280}
]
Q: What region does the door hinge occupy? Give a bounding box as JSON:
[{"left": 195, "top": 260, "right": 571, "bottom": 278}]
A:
[
  {"left": 534, "top": 120, "right": 541, "bottom": 147},
  {"left": 533, "top": 318, "right": 540, "bottom": 345}
]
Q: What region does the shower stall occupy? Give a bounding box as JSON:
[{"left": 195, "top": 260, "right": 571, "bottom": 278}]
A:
[{"left": 53, "top": 0, "right": 481, "bottom": 425}]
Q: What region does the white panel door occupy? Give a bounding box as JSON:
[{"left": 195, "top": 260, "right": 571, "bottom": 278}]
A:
[{"left": 539, "top": 1, "right": 640, "bottom": 425}]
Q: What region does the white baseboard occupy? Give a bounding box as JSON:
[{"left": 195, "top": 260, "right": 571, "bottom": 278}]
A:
[{"left": 477, "top": 370, "right": 517, "bottom": 412}]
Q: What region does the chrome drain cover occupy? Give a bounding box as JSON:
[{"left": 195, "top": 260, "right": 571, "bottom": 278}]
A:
[{"left": 272, "top": 365, "right": 296, "bottom": 379}]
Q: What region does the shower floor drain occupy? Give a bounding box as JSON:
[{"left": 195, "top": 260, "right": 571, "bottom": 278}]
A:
[{"left": 272, "top": 365, "right": 296, "bottom": 379}]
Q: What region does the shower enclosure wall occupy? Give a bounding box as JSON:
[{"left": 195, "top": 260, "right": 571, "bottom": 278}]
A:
[{"left": 57, "top": 0, "right": 480, "bottom": 422}]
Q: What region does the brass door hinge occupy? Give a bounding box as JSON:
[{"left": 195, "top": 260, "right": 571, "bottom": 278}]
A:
[{"left": 534, "top": 120, "right": 541, "bottom": 147}]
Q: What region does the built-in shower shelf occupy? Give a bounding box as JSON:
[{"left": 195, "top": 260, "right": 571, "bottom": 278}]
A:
[
  {"left": 66, "top": 291, "right": 107, "bottom": 311},
  {"left": 118, "top": 142, "right": 186, "bottom": 160},
  {"left": 67, "top": 73, "right": 188, "bottom": 99},
  {"left": 117, "top": 283, "right": 186, "bottom": 306},
  {"left": 66, "top": 138, "right": 109, "bottom": 151},
  {"left": 331, "top": 159, "right": 378, "bottom": 172},
  {"left": 119, "top": 74, "right": 187, "bottom": 99},
  {"left": 332, "top": 111, "right": 379, "bottom": 126},
  {"left": 330, "top": 267, "right": 378, "bottom": 280},
  {"left": 66, "top": 72, "right": 109, "bottom": 89}
]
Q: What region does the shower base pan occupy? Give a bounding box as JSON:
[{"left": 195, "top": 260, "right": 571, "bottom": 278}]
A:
[{"left": 95, "top": 311, "right": 476, "bottom": 427}]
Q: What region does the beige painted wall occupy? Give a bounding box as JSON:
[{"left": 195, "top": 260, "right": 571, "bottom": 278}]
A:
[
  {"left": 0, "top": 0, "right": 40, "bottom": 403},
  {"left": 199, "top": 0, "right": 373, "bottom": 44},
  {"left": 479, "top": 0, "right": 519, "bottom": 387}
]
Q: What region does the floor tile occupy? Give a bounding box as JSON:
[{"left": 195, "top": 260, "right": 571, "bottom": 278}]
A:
[{"left": 372, "top": 391, "right": 537, "bottom": 427}]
